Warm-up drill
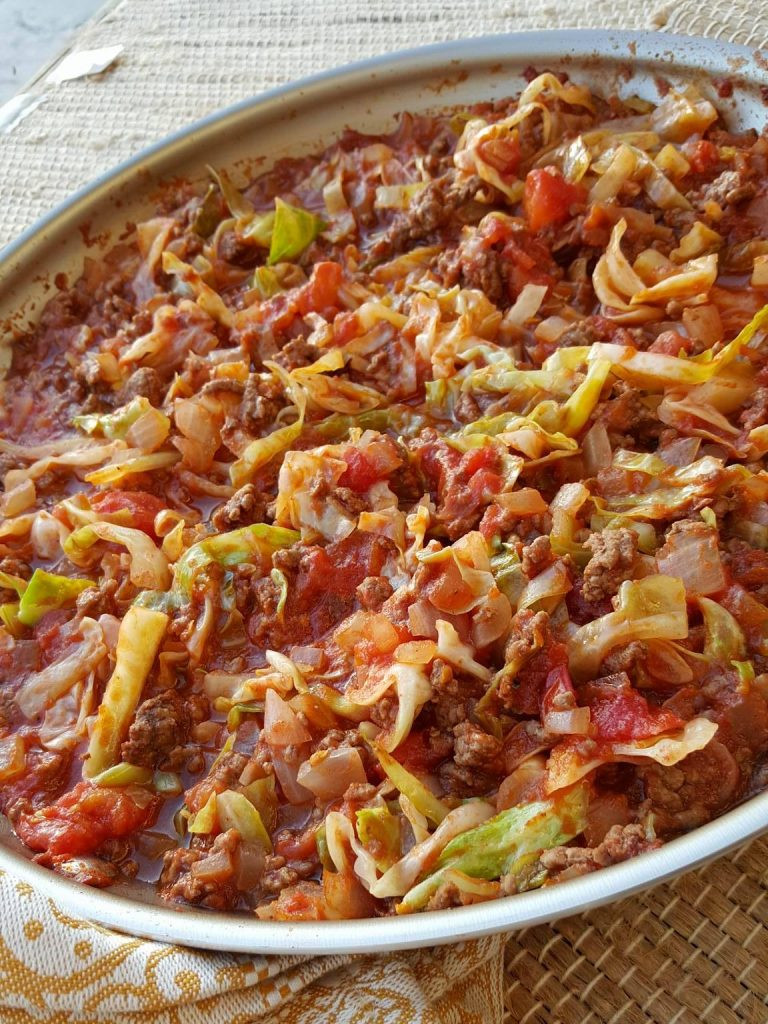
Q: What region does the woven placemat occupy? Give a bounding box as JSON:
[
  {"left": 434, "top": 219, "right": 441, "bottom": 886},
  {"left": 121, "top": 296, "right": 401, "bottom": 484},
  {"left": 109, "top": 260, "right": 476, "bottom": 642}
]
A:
[{"left": 1, "top": 2, "right": 768, "bottom": 1022}]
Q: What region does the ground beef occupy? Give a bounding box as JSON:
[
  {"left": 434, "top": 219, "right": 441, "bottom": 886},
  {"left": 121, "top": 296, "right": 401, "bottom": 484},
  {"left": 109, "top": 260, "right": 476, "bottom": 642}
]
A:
[
  {"left": 595, "top": 381, "right": 659, "bottom": 443},
  {"left": 637, "top": 740, "right": 741, "bottom": 834},
  {"left": 159, "top": 829, "right": 241, "bottom": 910},
  {"left": 121, "top": 691, "right": 208, "bottom": 770},
  {"left": 315, "top": 727, "right": 368, "bottom": 757},
  {"left": 119, "top": 366, "right": 166, "bottom": 407},
  {"left": 537, "top": 823, "right": 661, "bottom": 881},
  {"left": 694, "top": 169, "right": 756, "bottom": 209},
  {"left": 0, "top": 557, "right": 31, "bottom": 580},
  {"left": 200, "top": 378, "right": 245, "bottom": 398},
  {"left": 741, "top": 385, "right": 768, "bottom": 431},
  {"left": 270, "top": 336, "right": 319, "bottom": 371},
  {"left": 581, "top": 528, "right": 638, "bottom": 604},
  {"left": 355, "top": 575, "right": 394, "bottom": 612},
  {"left": 502, "top": 609, "right": 549, "bottom": 674},
  {"left": 453, "top": 721, "right": 502, "bottom": 771},
  {"left": 426, "top": 881, "right": 474, "bottom": 911},
  {"left": 75, "top": 578, "right": 119, "bottom": 618},
  {"left": 601, "top": 641, "right": 647, "bottom": 676},
  {"left": 521, "top": 535, "right": 555, "bottom": 579},
  {"left": 368, "top": 173, "right": 490, "bottom": 263},
  {"left": 211, "top": 484, "right": 269, "bottom": 531},
  {"left": 439, "top": 760, "right": 496, "bottom": 797},
  {"left": 454, "top": 391, "right": 482, "bottom": 424},
  {"left": 307, "top": 477, "right": 369, "bottom": 520},
  {"left": 261, "top": 854, "right": 318, "bottom": 895},
  {"left": 242, "top": 574, "right": 284, "bottom": 648},
  {"left": 217, "top": 230, "right": 259, "bottom": 267},
  {"left": 458, "top": 241, "right": 505, "bottom": 306},
  {"left": 240, "top": 374, "right": 284, "bottom": 432},
  {"left": 369, "top": 694, "right": 398, "bottom": 730},
  {"left": 429, "top": 658, "right": 483, "bottom": 730}
]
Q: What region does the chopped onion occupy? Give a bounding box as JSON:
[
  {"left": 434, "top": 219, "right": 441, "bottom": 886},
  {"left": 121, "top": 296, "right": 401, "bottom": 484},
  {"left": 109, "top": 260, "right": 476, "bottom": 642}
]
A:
[
  {"left": 682, "top": 304, "right": 723, "bottom": 347},
  {"left": 125, "top": 408, "right": 171, "bottom": 452},
  {"left": 517, "top": 560, "right": 572, "bottom": 613},
  {"left": 497, "top": 754, "right": 548, "bottom": 810},
  {"left": 534, "top": 316, "right": 573, "bottom": 343},
  {"left": 495, "top": 488, "right": 549, "bottom": 516},
  {"left": 753, "top": 254, "right": 768, "bottom": 288},
  {"left": 290, "top": 645, "right": 327, "bottom": 671},
  {"left": 582, "top": 421, "right": 612, "bottom": 475},
  {"left": 657, "top": 436, "right": 701, "bottom": 467},
  {"left": 0, "top": 478, "right": 35, "bottom": 516},
  {"left": 296, "top": 747, "right": 367, "bottom": 800},
  {"left": 394, "top": 640, "right": 438, "bottom": 665},
  {"left": 656, "top": 524, "right": 726, "bottom": 597},
  {"left": 323, "top": 866, "right": 378, "bottom": 919},
  {"left": 471, "top": 588, "right": 513, "bottom": 648},
  {"left": 272, "top": 751, "right": 313, "bottom": 804},
  {"left": 543, "top": 706, "right": 592, "bottom": 736},
  {"left": 501, "top": 283, "right": 548, "bottom": 330},
  {"left": 335, "top": 611, "right": 400, "bottom": 655},
  {"left": 407, "top": 599, "right": 440, "bottom": 639},
  {"left": 263, "top": 688, "right": 312, "bottom": 746},
  {"left": 645, "top": 639, "right": 694, "bottom": 684}
]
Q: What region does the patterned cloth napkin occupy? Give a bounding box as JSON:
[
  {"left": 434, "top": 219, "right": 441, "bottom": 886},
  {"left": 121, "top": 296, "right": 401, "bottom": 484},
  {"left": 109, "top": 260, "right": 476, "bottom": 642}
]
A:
[{"left": 0, "top": 1, "right": 767, "bottom": 1021}]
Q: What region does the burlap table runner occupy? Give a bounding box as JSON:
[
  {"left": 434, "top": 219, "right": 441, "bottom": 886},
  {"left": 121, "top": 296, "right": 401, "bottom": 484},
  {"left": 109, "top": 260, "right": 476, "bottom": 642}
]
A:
[{"left": 2, "top": 2, "right": 768, "bottom": 1021}]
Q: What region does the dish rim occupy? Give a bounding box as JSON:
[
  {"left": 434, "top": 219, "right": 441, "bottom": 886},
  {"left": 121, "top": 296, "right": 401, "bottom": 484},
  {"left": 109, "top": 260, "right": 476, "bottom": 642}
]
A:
[{"left": 1, "top": 27, "right": 768, "bottom": 954}]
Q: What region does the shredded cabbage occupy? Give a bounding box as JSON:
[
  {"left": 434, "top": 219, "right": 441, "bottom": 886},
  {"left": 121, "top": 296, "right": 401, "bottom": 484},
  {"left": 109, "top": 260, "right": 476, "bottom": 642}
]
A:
[
  {"left": 569, "top": 575, "right": 688, "bottom": 681},
  {"left": 398, "top": 783, "right": 588, "bottom": 912},
  {"left": 84, "top": 606, "right": 169, "bottom": 777},
  {"left": 17, "top": 570, "right": 94, "bottom": 627},
  {"left": 268, "top": 198, "right": 325, "bottom": 264},
  {"left": 16, "top": 618, "right": 107, "bottom": 719},
  {"left": 65, "top": 522, "right": 170, "bottom": 589}
]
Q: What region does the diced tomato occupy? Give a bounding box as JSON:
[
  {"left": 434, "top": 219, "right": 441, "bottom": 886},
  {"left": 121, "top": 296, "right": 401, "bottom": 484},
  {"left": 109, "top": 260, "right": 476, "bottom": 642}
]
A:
[
  {"left": 479, "top": 503, "right": 509, "bottom": 543},
  {"left": 649, "top": 330, "right": 693, "bottom": 355},
  {"left": 506, "top": 641, "right": 568, "bottom": 716},
  {"left": 722, "top": 584, "right": 768, "bottom": 656},
  {"left": 333, "top": 310, "right": 360, "bottom": 345},
  {"left": 469, "top": 468, "right": 504, "bottom": 504},
  {"left": 725, "top": 544, "right": 768, "bottom": 592},
  {"left": 423, "top": 558, "right": 476, "bottom": 615},
  {"left": 566, "top": 577, "right": 614, "bottom": 625},
  {"left": 687, "top": 139, "right": 720, "bottom": 175},
  {"left": 91, "top": 490, "right": 165, "bottom": 536},
  {"left": 16, "top": 782, "right": 159, "bottom": 858},
  {"left": 540, "top": 665, "right": 578, "bottom": 718},
  {"left": 338, "top": 449, "right": 381, "bottom": 492},
  {"left": 259, "top": 882, "right": 327, "bottom": 920},
  {"left": 477, "top": 135, "right": 521, "bottom": 177},
  {"left": 35, "top": 616, "right": 75, "bottom": 661},
  {"left": 523, "top": 168, "right": 588, "bottom": 233},
  {"left": 273, "top": 825, "right": 320, "bottom": 861},
  {"left": 297, "top": 261, "right": 343, "bottom": 317},
  {"left": 464, "top": 445, "right": 498, "bottom": 477},
  {"left": 393, "top": 730, "right": 447, "bottom": 773},
  {"left": 261, "top": 532, "right": 399, "bottom": 648},
  {"left": 417, "top": 438, "right": 503, "bottom": 537},
  {"left": 581, "top": 677, "right": 684, "bottom": 742}
]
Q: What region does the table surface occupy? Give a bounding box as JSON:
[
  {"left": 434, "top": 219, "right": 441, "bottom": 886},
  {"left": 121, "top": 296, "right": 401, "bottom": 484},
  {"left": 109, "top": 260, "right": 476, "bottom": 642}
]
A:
[{"left": 0, "top": 0, "right": 105, "bottom": 102}]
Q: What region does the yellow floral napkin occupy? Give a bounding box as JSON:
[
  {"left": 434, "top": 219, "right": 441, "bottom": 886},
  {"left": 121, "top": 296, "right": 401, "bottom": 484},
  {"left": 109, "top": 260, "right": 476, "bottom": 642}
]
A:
[
  {"left": 1, "top": 1, "right": 767, "bottom": 1022},
  {"left": 0, "top": 870, "right": 503, "bottom": 1022}
]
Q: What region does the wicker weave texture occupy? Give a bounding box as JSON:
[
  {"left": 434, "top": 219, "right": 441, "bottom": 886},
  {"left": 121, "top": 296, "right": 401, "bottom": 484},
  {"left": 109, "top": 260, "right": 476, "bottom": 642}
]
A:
[{"left": 504, "top": 839, "right": 768, "bottom": 1023}]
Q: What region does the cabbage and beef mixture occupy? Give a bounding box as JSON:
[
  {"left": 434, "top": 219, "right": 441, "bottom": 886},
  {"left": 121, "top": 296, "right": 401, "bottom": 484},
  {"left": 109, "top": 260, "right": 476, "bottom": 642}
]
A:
[{"left": 4, "top": 72, "right": 768, "bottom": 919}]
